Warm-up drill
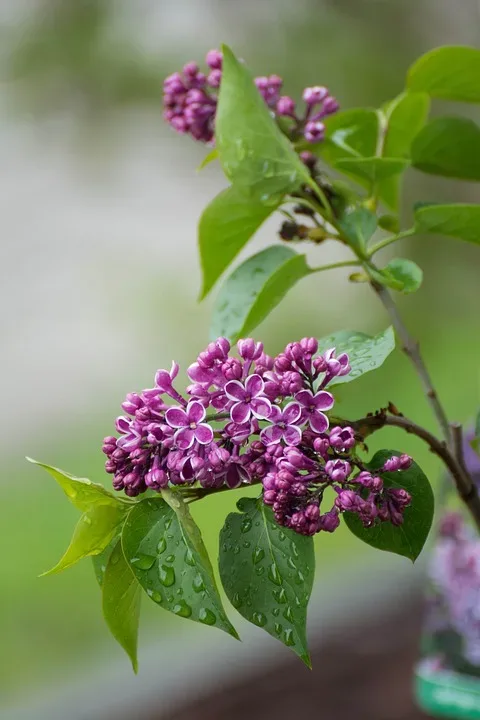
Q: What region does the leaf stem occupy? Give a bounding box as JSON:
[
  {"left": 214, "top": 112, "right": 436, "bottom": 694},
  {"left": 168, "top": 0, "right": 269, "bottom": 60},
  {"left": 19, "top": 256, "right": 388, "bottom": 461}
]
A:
[
  {"left": 368, "top": 228, "right": 416, "bottom": 257},
  {"left": 349, "top": 411, "right": 480, "bottom": 533},
  {"left": 309, "top": 259, "right": 361, "bottom": 273},
  {"left": 369, "top": 274, "right": 452, "bottom": 445}
]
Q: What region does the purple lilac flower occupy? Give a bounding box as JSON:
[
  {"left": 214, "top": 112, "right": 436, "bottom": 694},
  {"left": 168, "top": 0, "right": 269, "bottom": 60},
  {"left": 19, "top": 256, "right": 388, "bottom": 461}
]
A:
[
  {"left": 163, "top": 50, "right": 339, "bottom": 146},
  {"left": 103, "top": 335, "right": 413, "bottom": 536}
]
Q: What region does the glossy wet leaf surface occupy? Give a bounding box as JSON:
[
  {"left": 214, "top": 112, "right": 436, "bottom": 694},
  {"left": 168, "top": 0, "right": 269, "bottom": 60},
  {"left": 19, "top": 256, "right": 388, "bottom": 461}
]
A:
[
  {"left": 122, "top": 496, "right": 238, "bottom": 638},
  {"left": 317, "top": 327, "right": 395, "bottom": 385},
  {"left": 219, "top": 497, "right": 315, "bottom": 666}
]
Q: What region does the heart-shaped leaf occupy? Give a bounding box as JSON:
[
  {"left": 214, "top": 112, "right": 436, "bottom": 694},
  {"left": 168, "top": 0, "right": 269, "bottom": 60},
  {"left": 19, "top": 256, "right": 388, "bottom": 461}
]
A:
[
  {"left": 219, "top": 497, "right": 315, "bottom": 666},
  {"left": 210, "top": 245, "right": 311, "bottom": 342},
  {"left": 344, "top": 450, "right": 434, "bottom": 562},
  {"left": 317, "top": 327, "right": 395, "bottom": 385},
  {"left": 216, "top": 45, "right": 310, "bottom": 202},
  {"left": 199, "top": 185, "right": 280, "bottom": 299},
  {"left": 407, "top": 45, "right": 480, "bottom": 103},
  {"left": 122, "top": 494, "right": 238, "bottom": 638},
  {"left": 102, "top": 539, "right": 141, "bottom": 672},
  {"left": 412, "top": 117, "right": 480, "bottom": 181},
  {"left": 415, "top": 204, "right": 480, "bottom": 245},
  {"left": 370, "top": 259, "right": 423, "bottom": 294}
]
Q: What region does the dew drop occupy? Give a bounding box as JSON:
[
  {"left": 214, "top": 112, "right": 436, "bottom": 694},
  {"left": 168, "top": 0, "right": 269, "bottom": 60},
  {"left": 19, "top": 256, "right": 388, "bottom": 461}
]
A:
[
  {"left": 283, "top": 628, "right": 295, "bottom": 646},
  {"left": 268, "top": 563, "right": 282, "bottom": 586},
  {"left": 157, "top": 538, "right": 167, "bottom": 554},
  {"left": 252, "top": 612, "right": 267, "bottom": 627},
  {"left": 274, "top": 623, "right": 283, "bottom": 636},
  {"left": 130, "top": 554, "right": 156, "bottom": 570},
  {"left": 192, "top": 574, "right": 205, "bottom": 593},
  {"left": 290, "top": 542, "right": 299, "bottom": 559},
  {"left": 252, "top": 547, "right": 265, "bottom": 565},
  {"left": 231, "top": 593, "right": 242, "bottom": 609},
  {"left": 184, "top": 549, "right": 195, "bottom": 566},
  {"left": 283, "top": 606, "right": 294, "bottom": 622},
  {"left": 159, "top": 564, "right": 175, "bottom": 587},
  {"left": 199, "top": 608, "right": 216, "bottom": 626},
  {"left": 233, "top": 545, "right": 240, "bottom": 555},
  {"left": 152, "top": 592, "right": 162, "bottom": 604},
  {"left": 295, "top": 571, "right": 305, "bottom": 585},
  {"left": 176, "top": 588, "right": 183, "bottom": 596},
  {"left": 82, "top": 515, "right": 92, "bottom": 525},
  {"left": 173, "top": 600, "right": 192, "bottom": 618},
  {"left": 221, "top": 543, "right": 228, "bottom": 553},
  {"left": 278, "top": 531, "right": 286, "bottom": 542},
  {"left": 273, "top": 588, "right": 287, "bottom": 604},
  {"left": 255, "top": 566, "right": 265, "bottom": 576},
  {"left": 241, "top": 518, "right": 252, "bottom": 533},
  {"left": 165, "top": 554, "right": 175, "bottom": 563},
  {"left": 287, "top": 558, "right": 297, "bottom": 570},
  {"left": 243, "top": 541, "right": 251, "bottom": 549},
  {"left": 165, "top": 518, "right": 172, "bottom": 530},
  {"left": 272, "top": 608, "right": 280, "bottom": 617}
]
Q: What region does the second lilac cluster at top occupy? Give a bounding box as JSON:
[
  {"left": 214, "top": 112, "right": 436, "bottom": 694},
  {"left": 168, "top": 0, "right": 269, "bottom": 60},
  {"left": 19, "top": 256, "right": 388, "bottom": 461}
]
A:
[
  {"left": 163, "top": 49, "right": 339, "bottom": 145},
  {"left": 103, "top": 337, "right": 412, "bottom": 536}
]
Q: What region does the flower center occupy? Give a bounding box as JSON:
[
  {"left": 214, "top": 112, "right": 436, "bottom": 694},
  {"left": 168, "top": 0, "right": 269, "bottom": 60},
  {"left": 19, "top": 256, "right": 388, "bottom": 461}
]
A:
[
  {"left": 189, "top": 422, "right": 197, "bottom": 429},
  {"left": 245, "top": 395, "right": 252, "bottom": 403}
]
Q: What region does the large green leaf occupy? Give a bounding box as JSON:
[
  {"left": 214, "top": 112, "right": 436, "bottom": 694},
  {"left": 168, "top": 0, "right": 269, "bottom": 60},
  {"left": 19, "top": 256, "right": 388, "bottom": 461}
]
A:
[
  {"left": 216, "top": 45, "right": 310, "bottom": 202},
  {"left": 411, "top": 117, "right": 480, "bottom": 181},
  {"left": 339, "top": 206, "right": 377, "bottom": 256},
  {"left": 93, "top": 537, "right": 119, "bottom": 587},
  {"left": 27, "top": 458, "right": 130, "bottom": 511},
  {"left": 43, "top": 504, "right": 127, "bottom": 575},
  {"left": 333, "top": 157, "right": 410, "bottom": 184},
  {"left": 198, "top": 185, "right": 279, "bottom": 299},
  {"left": 415, "top": 204, "right": 480, "bottom": 245},
  {"left": 219, "top": 497, "right": 315, "bottom": 666},
  {"left": 344, "top": 450, "right": 434, "bottom": 562},
  {"left": 407, "top": 45, "right": 480, "bottom": 103},
  {"left": 122, "top": 494, "right": 238, "bottom": 638},
  {"left": 317, "top": 327, "right": 395, "bottom": 385},
  {"left": 380, "top": 91, "right": 430, "bottom": 209},
  {"left": 102, "top": 539, "right": 141, "bottom": 672},
  {"left": 316, "top": 108, "right": 378, "bottom": 162},
  {"left": 210, "top": 246, "right": 311, "bottom": 341}
]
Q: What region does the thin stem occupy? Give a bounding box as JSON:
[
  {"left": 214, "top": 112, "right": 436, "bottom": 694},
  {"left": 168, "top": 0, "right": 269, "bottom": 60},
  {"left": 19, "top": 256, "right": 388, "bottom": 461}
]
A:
[
  {"left": 184, "top": 479, "right": 262, "bottom": 503},
  {"left": 451, "top": 422, "right": 469, "bottom": 479},
  {"left": 368, "top": 228, "right": 415, "bottom": 257},
  {"left": 369, "top": 276, "right": 452, "bottom": 446},
  {"left": 349, "top": 411, "right": 480, "bottom": 533},
  {"left": 306, "top": 177, "right": 335, "bottom": 222},
  {"left": 310, "top": 259, "right": 361, "bottom": 273}
]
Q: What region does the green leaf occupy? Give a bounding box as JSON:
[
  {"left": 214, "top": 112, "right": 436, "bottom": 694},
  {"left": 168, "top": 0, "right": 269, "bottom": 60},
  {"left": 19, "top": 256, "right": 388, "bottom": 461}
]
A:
[
  {"left": 198, "top": 185, "right": 280, "bottom": 299},
  {"left": 374, "top": 258, "right": 423, "bottom": 295},
  {"left": 216, "top": 45, "right": 310, "bottom": 202},
  {"left": 317, "top": 108, "right": 378, "bottom": 162},
  {"left": 339, "top": 207, "right": 377, "bottom": 256},
  {"left": 344, "top": 450, "right": 434, "bottom": 562},
  {"left": 43, "top": 504, "right": 127, "bottom": 575},
  {"left": 197, "top": 148, "right": 218, "bottom": 171},
  {"left": 415, "top": 204, "right": 480, "bottom": 245},
  {"left": 317, "top": 327, "right": 395, "bottom": 385},
  {"left": 93, "top": 537, "right": 119, "bottom": 587},
  {"left": 411, "top": 117, "right": 480, "bottom": 181},
  {"left": 122, "top": 495, "right": 238, "bottom": 638},
  {"left": 219, "top": 497, "right": 315, "bottom": 666},
  {"left": 334, "top": 157, "right": 410, "bottom": 184},
  {"left": 407, "top": 45, "right": 480, "bottom": 104},
  {"left": 210, "top": 246, "right": 311, "bottom": 342},
  {"left": 27, "top": 458, "right": 129, "bottom": 511},
  {"left": 379, "top": 91, "right": 430, "bottom": 210},
  {"left": 378, "top": 214, "right": 400, "bottom": 233},
  {"left": 102, "top": 539, "right": 141, "bottom": 672}
]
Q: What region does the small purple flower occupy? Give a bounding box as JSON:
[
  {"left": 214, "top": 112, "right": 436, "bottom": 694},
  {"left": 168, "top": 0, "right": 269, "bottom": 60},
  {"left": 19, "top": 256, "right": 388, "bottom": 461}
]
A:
[
  {"left": 276, "top": 96, "right": 296, "bottom": 117},
  {"left": 225, "top": 374, "right": 272, "bottom": 424},
  {"left": 295, "top": 389, "right": 334, "bottom": 433},
  {"left": 325, "top": 459, "right": 351, "bottom": 483},
  {"left": 165, "top": 400, "right": 214, "bottom": 450},
  {"left": 303, "top": 86, "right": 328, "bottom": 105},
  {"left": 260, "top": 402, "right": 302, "bottom": 446},
  {"left": 329, "top": 425, "right": 355, "bottom": 450},
  {"left": 383, "top": 454, "right": 412, "bottom": 472},
  {"left": 205, "top": 49, "right": 222, "bottom": 70},
  {"left": 304, "top": 120, "right": 325, "bottom": 143}
]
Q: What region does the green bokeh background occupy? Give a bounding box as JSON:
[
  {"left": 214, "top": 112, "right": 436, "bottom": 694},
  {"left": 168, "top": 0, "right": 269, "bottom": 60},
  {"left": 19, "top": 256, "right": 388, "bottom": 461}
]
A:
[{"left": 2, "top": 0, "right": 480, "bottom": 709}]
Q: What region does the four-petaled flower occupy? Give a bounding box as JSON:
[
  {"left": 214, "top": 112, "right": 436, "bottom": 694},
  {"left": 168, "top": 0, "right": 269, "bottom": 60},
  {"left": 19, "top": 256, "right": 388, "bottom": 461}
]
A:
[
  {"left": 225, "top": 374, "right": 272, "bottom": 424},
  {"left": 295, "top": 389, "right": 334, "bottom": 433},
  {"left": 165, "top": 400, "right": 214, "bottom": 450},
  {"left": 260, "top": 402, "right": 302, "bottom": 446}
]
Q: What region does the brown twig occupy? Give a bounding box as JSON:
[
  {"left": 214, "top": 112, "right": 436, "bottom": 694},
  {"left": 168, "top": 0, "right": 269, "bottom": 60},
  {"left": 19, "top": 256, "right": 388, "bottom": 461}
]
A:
[{"left": 349, "top": 410, "right": 480, "bottom": 533}]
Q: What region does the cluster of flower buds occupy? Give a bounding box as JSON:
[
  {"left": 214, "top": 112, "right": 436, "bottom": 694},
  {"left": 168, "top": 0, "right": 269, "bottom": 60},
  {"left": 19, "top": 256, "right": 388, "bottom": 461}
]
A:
[
  {"left": 103, "top": 337, "right": 412, "bottom": 536},
  {"left": 163, "top": 49, "right": 339, "bottom": 146}
]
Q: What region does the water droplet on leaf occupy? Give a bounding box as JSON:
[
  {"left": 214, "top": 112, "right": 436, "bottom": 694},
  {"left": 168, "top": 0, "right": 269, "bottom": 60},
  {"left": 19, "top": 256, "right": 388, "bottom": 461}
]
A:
[
  {"left": 159, "top": 564, "right": 175, "bottom": 586},
  {"left": 268, "top": 563, "right": 282, "bottom": 585},
  {"left": 273, "top": 588, "right": 287, "bottom": 604},
  {"left": 157, "top": 538, "right": 167, "bottom": 554},
  {"left": 283, "top": 628, "right": 295, "bottom": 646},
  {"left": 130, "top": 554, "right": 156, "bottom": 570},
  {"left": 252, "top": 612, "right": 267, "bottom": 627},
  {"left": 199, "top": 608, "right": 216, "bottom": 625},
  {"left": 192, "top": 574, "right": 205, "bottom": 593},
  {"left": 173, "top": 600, "right": 192, "bottom": 618},
  {"left": 241, "top": 518, "right": 252, "bottom": 533},
  {"left": 252, "top": 548, "right": 265, "bottom": 565}
]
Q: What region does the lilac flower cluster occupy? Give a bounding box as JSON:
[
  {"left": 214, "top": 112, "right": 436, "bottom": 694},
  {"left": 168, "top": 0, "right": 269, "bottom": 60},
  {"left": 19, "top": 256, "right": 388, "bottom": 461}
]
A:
[
  {"left": 103, "top": 337, "right": 412, "bottom": 536},
  {"left": 163, "top": 49, "right": 339, "bottom": 146}
]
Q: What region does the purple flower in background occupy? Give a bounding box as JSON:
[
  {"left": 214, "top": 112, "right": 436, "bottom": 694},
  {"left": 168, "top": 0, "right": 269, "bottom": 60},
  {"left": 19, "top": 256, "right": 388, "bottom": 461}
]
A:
[
  {"left": 165, "top": 400, "right": 214, "bottom": 449},
  {"left": 225, "top": 374, "right": 272, "bottom": 423},
  {"left": 295, "top": 389, "right": 334, "bottom": 432},
  {"left": 260, "top": 402, "right": 302, "bottom": 446}
]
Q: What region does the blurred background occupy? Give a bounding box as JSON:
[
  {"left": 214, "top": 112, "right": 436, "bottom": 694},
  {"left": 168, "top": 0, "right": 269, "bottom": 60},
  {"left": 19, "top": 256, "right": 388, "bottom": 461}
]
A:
[{"left": 2, "top": 1, "right": 480, "bottom": 718}]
